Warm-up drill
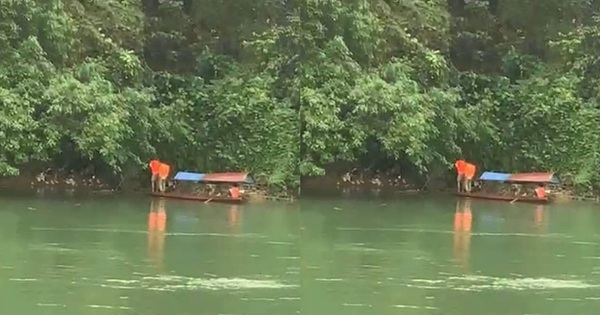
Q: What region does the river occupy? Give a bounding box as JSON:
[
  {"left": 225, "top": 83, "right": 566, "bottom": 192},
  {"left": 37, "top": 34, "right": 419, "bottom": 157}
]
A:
[{"left": 1, "top": 193, "right": 600, "bottom": 314}]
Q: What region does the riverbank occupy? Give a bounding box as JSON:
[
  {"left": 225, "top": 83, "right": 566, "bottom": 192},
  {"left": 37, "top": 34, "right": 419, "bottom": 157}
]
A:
[
  {"left": 301, "top": 171, "right": 600, "bottom": 203},
  {"left": 3, "top": 168, "right": 598, "bottom": 203},
  {"left": 0, "top": 171, "right": 297, "bottom": 202},
  {"left": 0, "top": 173, "right": 118, "bottom": 194}
]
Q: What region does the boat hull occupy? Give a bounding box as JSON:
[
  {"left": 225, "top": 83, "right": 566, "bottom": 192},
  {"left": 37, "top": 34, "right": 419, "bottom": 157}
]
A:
[
  {"left": 455, "top": 192, "right": 550, "bottom": 204},
  {"left": 149, "top": 192, "right": 246, "bottom": 204}
]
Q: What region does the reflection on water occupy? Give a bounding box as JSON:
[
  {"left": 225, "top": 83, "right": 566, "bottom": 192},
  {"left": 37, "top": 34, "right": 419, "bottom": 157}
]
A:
[
  {"left": 534, "top": 205, "right": 546, "bottom": 231},
  {"left": 0, "top": 196, "right": 300, "bottom": 315},
  {"left": 300, "top": 197, "right": 600, "bottom": 314},
  {"left": 228, "top": 205, "right": 241, "bottom": 230},
  {"left": 5, "top": 194, "right": 600, "bottom": 314},
  {"left": 453, "top": 199, "right": 472, "bottom": 269},
  {"left": 148, "top": 198, "right": 167, "bottom": 270}
]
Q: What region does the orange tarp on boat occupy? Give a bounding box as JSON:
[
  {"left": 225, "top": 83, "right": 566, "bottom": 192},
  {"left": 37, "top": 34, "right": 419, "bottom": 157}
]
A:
[
  {"left": 508, "top": 172, "right": 560, "bottom": 184},
  {"left": 172, "top": 172, "right": 255, "bottom": 184},
  {"left": 202, "top": 173, "right": 253, "bottom": 183}
]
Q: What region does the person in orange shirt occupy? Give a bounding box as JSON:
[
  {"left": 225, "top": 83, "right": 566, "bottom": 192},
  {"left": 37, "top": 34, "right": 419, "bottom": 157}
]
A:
[
  {"left": 455, "top": 159, "right": 466, "bottom": 192},
  {"left": 229, "top": 184, "right": 240, "bottom": 199},
  {"left": 149, "top": 159, "right": 161, "bottom": 192},
  {"left": 158, "top": 163, "right": 171, "bottom": 192},
  {"left": 535, "top": 184, "right": 546, "bottom": 199},
  {"left": 463, "top": 163, "right": 476, "bottom": 193}
]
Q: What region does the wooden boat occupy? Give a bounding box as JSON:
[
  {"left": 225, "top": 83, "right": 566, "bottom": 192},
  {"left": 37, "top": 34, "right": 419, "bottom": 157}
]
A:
[
  {"left": 149, "top": 192, "right": 247, "bottom": 204},
  {"left": 455, "top": 192, "right": 550, "bottom": 204},
  {"left": 455, "top": 171, "right": 559, "bottom": 204},
  {"left": 149, "top": 171, "right": 254, "bottom": 204}
]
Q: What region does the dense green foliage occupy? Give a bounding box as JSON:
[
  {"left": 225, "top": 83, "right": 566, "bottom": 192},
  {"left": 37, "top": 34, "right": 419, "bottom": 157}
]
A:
[
  {"left": 298, "top": 0, "right": 600, "bottom": 191},
  {"left": 0, "top": 0, "right": 299, "bottom": 189},
  {"left": 3, "top": 0, "right": 600, "bottom": 191}
]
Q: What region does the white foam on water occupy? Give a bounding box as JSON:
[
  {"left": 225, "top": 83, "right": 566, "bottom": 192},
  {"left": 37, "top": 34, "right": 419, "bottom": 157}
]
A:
[
  {"left": 146, "top": 287, "right": 172, "bottom": 292},
  {"left": 406, "top": 284, "right": 442, "bottom": 290},
  {"left": 573, "top": 241, "right": 599, "bottom": 245},
  {"left": 412, "top": 275, "right": 598, "bottom": 291},
  {"left": 469, "top": 277, "right": 597, "bottom": 290},
  {"left": 411, "top": 279, "right": 445, "bottom": 284},
  {"left": 546, "top": 298, "right": 582, "bottom": 301},
  {"left": 105, "top": 279, "right": 138, "bottom": 284},
  {"left": 267, "top": 241, "right": 295, "bottom": 246},
  {"left": 89, "top": 275, "right": 295, "bottom": 292},
  {"left": 55, "top": 264, "right": 76, "bottom": 269},
  {"left": 99, "top": 284, "right": 136, "bottom": 290},
  {"left": 87, "top": 305, "right": 113, "bottom": 309},
  {"left": 87, "top": 305, "right": 132, "bottom": 310},
  {"left": 9, "top": 278, "right": 38, "bottom": 282},
  {"left": 447, "top": 275, "right": 489, "bottom": 282},
  {"left": 240, "top": 298, "right": 276, "bottom": 301},
  {"left": 37, "top": 303, "right": 66, "bottom": 307},
  {"left": 393, "top": 304, "right": 438, "bottom": 310},
  {"left": 314, "top": 278, "right": 344, "bottom": 282},
  {"left": 342, "top": 303, "right": 371, "bottom": 307},
  {"left": 139, "top": 275, "right": 297, "bottom": 291},
  {"left": 509, "top": 273, "right": 524, "bottom": 277}
]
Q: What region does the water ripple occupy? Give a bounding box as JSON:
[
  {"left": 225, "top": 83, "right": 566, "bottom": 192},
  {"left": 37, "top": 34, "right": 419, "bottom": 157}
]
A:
[
  {"left": 408, "top": 275, "right": 597, "bottom": 291},
  {"left": 96, "top": 275, "right": 297, "bottom": 292},
  {"left": 31, "top": 227, "right": 263, "bottom": 238},
  {"left": 336, "top": 227, "right": 569, "bottom": 238}
]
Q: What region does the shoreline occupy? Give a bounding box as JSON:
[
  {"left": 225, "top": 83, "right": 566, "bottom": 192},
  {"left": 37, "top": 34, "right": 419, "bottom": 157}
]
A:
[{"left": 1, "top": 173, "right": 597, "bottom": 203}]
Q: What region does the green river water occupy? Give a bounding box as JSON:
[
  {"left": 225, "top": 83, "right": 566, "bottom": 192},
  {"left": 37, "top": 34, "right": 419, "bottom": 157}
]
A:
[{"left": 1, "top": 193, "right": 600, "bottom": 314}]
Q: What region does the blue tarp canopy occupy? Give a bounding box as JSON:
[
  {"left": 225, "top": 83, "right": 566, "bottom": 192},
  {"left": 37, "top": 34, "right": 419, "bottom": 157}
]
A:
[
  {"left": 479, "top": 171, "right": 510, "bottom": 182},
  {"left": 173, "top": 172, "right": 205, "bottom": 181}
]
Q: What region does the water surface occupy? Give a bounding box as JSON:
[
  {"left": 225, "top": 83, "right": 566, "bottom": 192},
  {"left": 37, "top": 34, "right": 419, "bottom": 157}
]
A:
[
  {"left": 301, "top": 196, "right": 600, "bottom": 315},
  {"left": 1, "top": 193, "right": 600, "bottom": 314},
  {"left": 0, "top": 195, "right": 300, "bottom": 314}
]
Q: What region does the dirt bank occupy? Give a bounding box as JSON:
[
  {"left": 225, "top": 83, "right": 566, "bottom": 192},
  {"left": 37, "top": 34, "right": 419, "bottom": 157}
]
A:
[
  {"left": 301, "top": 168, "right": 425, "bottom": 197},
  {"left": 0, "top": 169, "right": 135, "bottom": 194}
]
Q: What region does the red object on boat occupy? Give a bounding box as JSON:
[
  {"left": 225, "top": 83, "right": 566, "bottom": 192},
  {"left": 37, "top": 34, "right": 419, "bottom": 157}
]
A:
[
  {"left": 508, "top": 172, "right": 560, "bottom": 184},
  {"left": 202, "top": 172, "right": 253, "bottom": 184}
]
